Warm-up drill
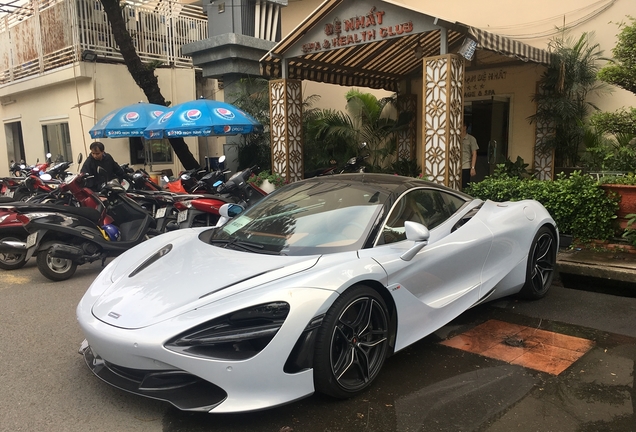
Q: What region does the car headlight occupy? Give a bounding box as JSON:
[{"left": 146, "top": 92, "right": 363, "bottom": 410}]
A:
[{"left": 165, "top": 302, "right": 290, "bottom": 360}]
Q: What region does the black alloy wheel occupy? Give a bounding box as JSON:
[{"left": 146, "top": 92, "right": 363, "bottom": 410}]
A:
[
  {"left": 519, "top": 226, "right": 556, "bottom": 299},
  {"left": 314, "top": 285, "right": 390, "bottom": 398}
]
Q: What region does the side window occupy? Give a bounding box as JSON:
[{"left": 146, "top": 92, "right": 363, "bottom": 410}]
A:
[
  {"left": 379, "top": 189, "right": 465, "bottom": 245},
  {"left": 42, "top": 123, "right": 72, "bottom": 162}
]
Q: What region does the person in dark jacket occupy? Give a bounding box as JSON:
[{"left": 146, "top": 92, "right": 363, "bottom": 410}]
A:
[{"left": 81, "top": 141, "right": 125, "bottom": 192}]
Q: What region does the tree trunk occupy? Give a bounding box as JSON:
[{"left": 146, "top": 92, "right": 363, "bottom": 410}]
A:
[{"left": 99, "top": 0, "right": 200, "bottom": 170}]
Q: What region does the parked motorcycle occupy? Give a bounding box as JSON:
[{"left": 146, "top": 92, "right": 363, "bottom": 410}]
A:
[
  {"left": 9, "top": 160, "right": 27, "bottom": 177},
  {"left": 12, "top": 160, "right": 74, "bottom": 202},
  {"left": 121, "top": 164, "right": 163, "bottom": 191},
  {"left": 169, "top": 165, "right": 266, "bottom": 230},
  {"left": 164, "top": 166, "right": 209, "bottom": 193},
  {"left": 1, "top": 176, "right": 159, "bottom": 281},
  {"left": 0, "top": 155, "right": 109, "bottom": 270}
]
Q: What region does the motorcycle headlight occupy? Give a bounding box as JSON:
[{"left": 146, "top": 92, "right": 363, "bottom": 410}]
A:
[{"left": 165, "top": 302, "right": 290, "bottom": 360}]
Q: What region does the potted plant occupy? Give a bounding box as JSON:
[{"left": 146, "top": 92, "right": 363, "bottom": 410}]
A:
[
  {"left": 248, "top": 170, "right": 287, "bottom": 193},
  {"left": 622, "top": 213, "right": 636, "bottom": 250},
  {"left": 599, "top": 174, "right": 636, "bottom": 229}
]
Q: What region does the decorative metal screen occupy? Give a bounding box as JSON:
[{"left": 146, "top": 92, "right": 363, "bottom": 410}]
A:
[
  {"left": 269, "top": 79, "right": 303, "bottom": 182},
  {"left": 533, "top": 119, "right": 555, "bottom": 180},
  {"left": 423, "top": 54, "right": 463, "bottom": 189},
  {"left": 397, "top": 94, "right": 417, "bottom": 161}
]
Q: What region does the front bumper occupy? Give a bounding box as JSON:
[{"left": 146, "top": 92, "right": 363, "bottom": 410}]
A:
[
  {"left": 82, "top": 345, "right": 227, "bottom": 411},
  {"left": 78, "top": 286, "right": 338, "bottom": 413}
]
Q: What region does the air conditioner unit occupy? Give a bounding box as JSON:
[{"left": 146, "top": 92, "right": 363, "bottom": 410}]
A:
[
  {"left": 125, "top": 10, "right": 138, "bottom": 33},
  {"left": 141, "top": 12, "right": 167, "bottom": 36},
  {"left": 92, "top": 9, "right": 106, "bottom": 26}
]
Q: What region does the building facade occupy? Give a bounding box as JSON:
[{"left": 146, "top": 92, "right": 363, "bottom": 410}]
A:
[
  {"left": 0, "top": 0, "right": 211, "bottom": 177},
  {"left": 1, "top": 0, "right": 634, "bottom": 183}
]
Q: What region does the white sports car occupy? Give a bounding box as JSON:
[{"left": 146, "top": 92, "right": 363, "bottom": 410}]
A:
[{"left": 77, "top": 173, "right": 558, "bottom": 413}]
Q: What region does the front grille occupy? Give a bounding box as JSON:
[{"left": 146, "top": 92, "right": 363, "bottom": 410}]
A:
[{"left": 83, "top": 347, "right": 227, "bottom": 412}]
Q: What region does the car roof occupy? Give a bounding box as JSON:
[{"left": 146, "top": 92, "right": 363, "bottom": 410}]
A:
[{"left": 299, "top": 173, "right": 472, "bottom": 200}]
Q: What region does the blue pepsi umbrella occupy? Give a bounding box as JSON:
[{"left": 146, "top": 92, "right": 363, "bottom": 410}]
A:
[
  {"left": 89, "top": 102, "right": 168, "bottom": 139},
  {"left": 143, "top": 99, "right": 263, "bottom": 139}
]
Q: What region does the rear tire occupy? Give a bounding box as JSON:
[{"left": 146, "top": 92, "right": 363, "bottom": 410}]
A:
[
  {"left": 36, "top": 244, "right": 77, "bottom": 281},
  {"left": 0, "top": 236, "right": 28, "bottom": 270},
  {"left": 13, "top": 187, "right": 31, "bottom": 202},
  {"left": 518, "top": 226, "right": 556, "bottom": 299}
]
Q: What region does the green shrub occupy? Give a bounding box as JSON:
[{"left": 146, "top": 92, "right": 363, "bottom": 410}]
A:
[{"left": 465, "top": 171, "right": 619, "bottom": 241}]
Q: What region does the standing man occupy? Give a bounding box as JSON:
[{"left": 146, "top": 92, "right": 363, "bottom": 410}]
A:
[
  {"left": 461, "top": 121, "right": 479, "bottom": 190},
  {"left": 81, "top": 141, "right": 125, "bottom": 192}
]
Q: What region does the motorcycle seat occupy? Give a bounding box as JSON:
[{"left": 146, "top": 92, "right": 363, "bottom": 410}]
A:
[{"left": 11, "top": 203, "right": 102, "bottom": 224}]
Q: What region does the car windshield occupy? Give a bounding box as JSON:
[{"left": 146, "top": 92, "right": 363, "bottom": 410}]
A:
[{"left": 208, "top": 180, "right": 388, "bottom": 255}]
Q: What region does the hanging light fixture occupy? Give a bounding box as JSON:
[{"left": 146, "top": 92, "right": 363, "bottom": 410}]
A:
[{"left": 458, "top": 38, "right": 477, "bottom": 60}]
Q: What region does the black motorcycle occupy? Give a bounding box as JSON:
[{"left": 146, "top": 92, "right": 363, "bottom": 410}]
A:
[{"left": 7, "top": 178, "right": 159, "bottom": 281}]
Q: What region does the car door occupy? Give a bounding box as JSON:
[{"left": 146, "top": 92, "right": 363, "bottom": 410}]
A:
[{"left": 359, "top": 189, "right": 493, "bottom": 350}]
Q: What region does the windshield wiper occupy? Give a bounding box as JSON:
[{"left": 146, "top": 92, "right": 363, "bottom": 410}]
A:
[{"left": 210, "top": 237, "right": 265, "bottom": 253}]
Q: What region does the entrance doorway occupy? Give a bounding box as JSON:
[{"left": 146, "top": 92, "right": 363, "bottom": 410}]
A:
[
  {"left": 464, "top": 97, "right": 510, "bottom": 184},
  {"left": 4, "top": 122, "right": 25, "bottom": 165}
]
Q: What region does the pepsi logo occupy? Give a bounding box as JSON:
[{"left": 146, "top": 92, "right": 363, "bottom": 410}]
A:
[
  {"left": 124, "top": 112, "right": 140, "bottom": 123},
  {"left": 151, "top": 110, "right": 164, "bottom": 119},
  {"left": 223, "top": 125, "right": 231, "bottom": 133},
  {"left": 185, "top": 109, "right": 202, "bottom": 121},
  {"left": 215, "top": 108, "right": 235, "bottom": 120},
  {"left": 159, "top": 111, "right": 174, "bottom": 124}
]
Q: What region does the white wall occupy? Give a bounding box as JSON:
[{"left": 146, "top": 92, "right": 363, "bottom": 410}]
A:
[{"left": 0, "top": 63, "right": 198, "bottom": 177}]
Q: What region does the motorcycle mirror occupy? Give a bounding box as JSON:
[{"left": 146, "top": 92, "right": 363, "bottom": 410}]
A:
[
  {"left": 40, "top": 173, "right": 52, "bottom": 181},
  {"left": 218, "top": 155, "right": 226, "bottom": 164},
  {"left": 46, "top": 153, "right": 52, "bottom": 159},
  {"left": 77, "top": 153, "right": 83, "bottom": 165}
]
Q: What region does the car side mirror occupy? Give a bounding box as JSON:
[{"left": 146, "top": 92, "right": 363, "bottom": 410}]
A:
[
  {"left": 219, "top": 203, "right": 244, "bottom": 218},
  {"left": 400, "top": 221, "right": 430, "bottom": 261}
]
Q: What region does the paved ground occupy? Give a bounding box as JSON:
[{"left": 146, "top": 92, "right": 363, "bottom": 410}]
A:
[{"left": 0, "top": 259, "right": 635, "bottom": 432}]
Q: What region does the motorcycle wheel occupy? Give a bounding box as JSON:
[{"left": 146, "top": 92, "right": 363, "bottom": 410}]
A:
[
  {"left": 0, "top": 236, "right": 28, "bottom": 270},
  {"left": 13, "top": 187, "right": 31, "bottom": 202},
  {"left": 36, "top": 244, "right": 77, "bottom": 281}
]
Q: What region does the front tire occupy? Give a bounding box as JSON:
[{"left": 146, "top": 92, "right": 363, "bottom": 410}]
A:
[
  {"left": 36, "top": 245, "right": 77, "bottom": 281},
  {"left": 518, "top": 226, "right": 556, "bottom": 299},
  {"left": 0, "top": 236, "right": 28, "bottom": 270},
  {"left": 313, "top": 285, "right": 390, "bottom": 398}
]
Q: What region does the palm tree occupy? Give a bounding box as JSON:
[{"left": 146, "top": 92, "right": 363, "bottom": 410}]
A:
[
  {"left": 307, "top": 90, "right": 413, "bottom": 172},
  {"left": 529, "top": 32, "right": 608, "bottom": 168}
]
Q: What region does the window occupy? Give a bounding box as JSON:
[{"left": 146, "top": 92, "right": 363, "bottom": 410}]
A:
[
  {"left": 42, "top": 123, "right": 72, "bottom": 162},
  {"left": 379, "top": 189, "right": 467, "bottom": 245},
  {"left": 129, "top": 137, "right": 173, "bottom": 165}
]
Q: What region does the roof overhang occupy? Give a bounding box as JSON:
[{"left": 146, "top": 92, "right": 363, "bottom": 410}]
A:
[{"left": 261, "top": 0, "right": 552, "bottom": 91}]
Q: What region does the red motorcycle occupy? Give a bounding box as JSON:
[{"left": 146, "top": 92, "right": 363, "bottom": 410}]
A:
[{"left": 0, "top": 159, "right": 112, "bottom": 270}]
